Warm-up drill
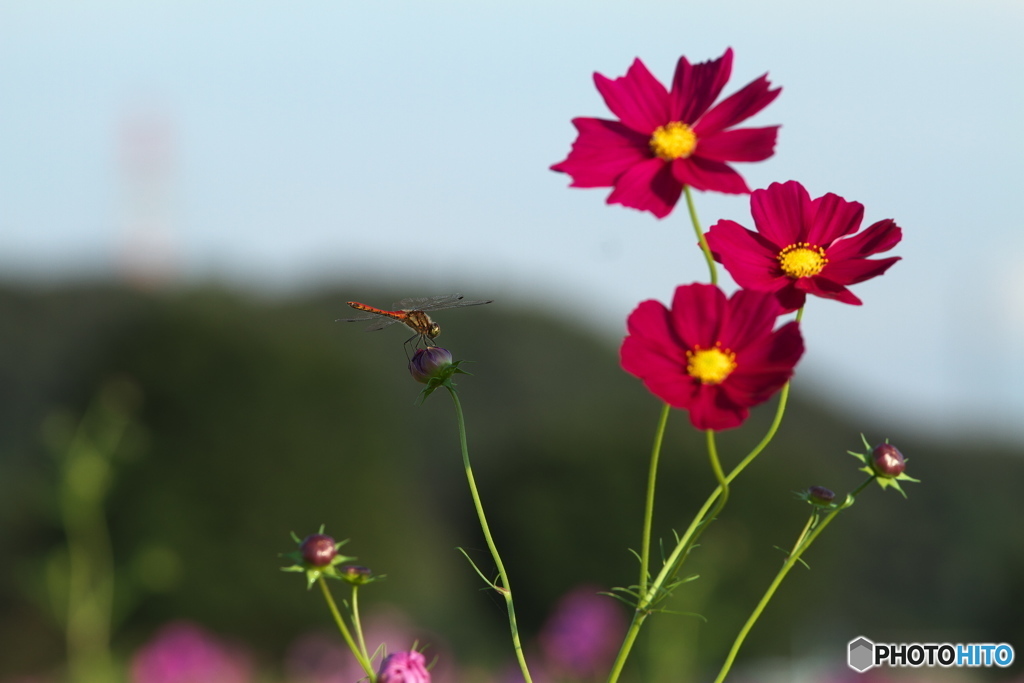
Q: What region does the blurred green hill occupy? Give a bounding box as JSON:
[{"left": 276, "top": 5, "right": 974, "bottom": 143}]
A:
[{"left": 0, "top": 282, "right": 1021, "bottom": 680}]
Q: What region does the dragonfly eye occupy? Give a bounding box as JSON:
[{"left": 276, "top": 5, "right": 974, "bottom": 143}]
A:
[{"left": 428, "top": 322, "right": 441, "bottom": 339}]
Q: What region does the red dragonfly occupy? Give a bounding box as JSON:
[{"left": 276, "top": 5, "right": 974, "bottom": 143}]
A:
[{"left": 339, "top": 294, "right": 492, "bottom": 349}]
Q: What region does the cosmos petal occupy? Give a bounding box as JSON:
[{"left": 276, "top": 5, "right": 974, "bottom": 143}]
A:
[
  {"left": 822, "top": 256, "right": 901, "bottom": 285},
  {"left": 687, "top": 385, "right": 748, "bottom": 431},
  {"left": 670, "top": 48, "right": 734, "bottom": 123},
  {"left": 726, "top": 322, "right": 803, "bottom": 401},
  {"left": 606, "top": 158, "right": 682, "bottom": 218},
  {"left": 719, "top": 288, "right": 785, "bottom": 352},
  {"left": 694, "top": 74, "right": 781, "bottom": 136},
  {"left": 624, "top": 299, "right": 686, "bottom": 362},
  {"left": 672, "top": 156, "right": 751, "bottom": 194},
  {"left": 797, "top": 276, "right": 862, "bottom": 305},
  {"left": 670, "top": 283, "right": 726, "bottom": 348},
  {"left": 807, "top": 192, "right": 864, "bottom": 245},
  {"left": 594, "top": 58, "right": 670, "bottom": 133},
  {"left": 828, "top": 219, "right": 902, "bottom": 260},
  {"left": 550, "top": 117, "right": 652, "bottom": 187},
  {"left": 750, "top": 181, "right": 812, "bottom": 244},
  {"left": 705, "top": 220, "right": 787, "bottom": 290},
  {"left": 695, "top": 126, "right": 779, "bottom": 162}
]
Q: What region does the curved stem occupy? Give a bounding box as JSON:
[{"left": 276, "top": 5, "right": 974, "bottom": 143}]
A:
[
  {"left": 607, "top": 611, "right": 646, "bottom": 683},
  {"left": 663, "top": 381, "right": 791, "bottom": 584},
  {"left": 712, "top": 476, "right": 876, "bottom": 683},
  {"left": 351, "top": 585, "right": 371, "bottom": 665},
  {"left": 606, "top": 385, "right": 793, "bottom": 683},
  {"left": 318, "top": 576, "right": 376, "bottom": 682},
  {"left": 684, "top": 185, "right": 717, "bottom": 285},
  {"left": 446, "top": 385, "right": 533, "bottom": 683},
  {"left": 638, "top": 403, "right": 672, "bottom": 596},
  {"left": 705, "top": 429, "right": 728, "bottom": 513}
]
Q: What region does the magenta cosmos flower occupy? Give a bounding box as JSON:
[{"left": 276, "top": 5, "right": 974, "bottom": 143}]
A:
[
  {"left": 621, "top": 284, "right": 803, "bottom": 430},
  {"left": 705, "top": 180, "right": 902, "bottom": 311},
  {"left": 551, "top": 48, "right": 781, "bottom": 218},
  {"left": 130, "top": 622, "right": 252, "bottom": 683},
  {"left": 538, "top": 585, "right": 626, "bottom": 679},
  {"left": 378, "top": 650, "right": 431, "bottom": 683}
]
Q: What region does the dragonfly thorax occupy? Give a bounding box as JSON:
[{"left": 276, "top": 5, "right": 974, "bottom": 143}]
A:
[
  {"left": 341, "top": 294, "right": 492, "bottom": 350},
  {"left": 401, "top": 309, "right": 442, "bottom": 341}
]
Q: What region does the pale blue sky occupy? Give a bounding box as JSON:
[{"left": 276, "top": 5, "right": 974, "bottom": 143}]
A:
[{"left": 1, "top": 0, "right": 1022, "bottom": 439}]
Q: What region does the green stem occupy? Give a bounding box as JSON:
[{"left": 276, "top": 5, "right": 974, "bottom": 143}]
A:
[
  {"left": 351, "top": 584, "right": 371, "bottom": 664},
  {"left": 318, "top": 576, "right": 376, "bottom": 682},
  {"left": 60, "top": 390, "right": 134, "bottom": 683},
  {"left": 705, "top": 429, "right": 728, "bottom": 511},
  {"left": 606, "top": 385, "right": 793, "bottom": 683},
  {"left": 711, "top": 477, "right": 875, "bottom": 683},
  {"left": 684, "top": 185, "right": 717, "bottom": 285},
  {"left": 638, "top": 403, "right": 672, "bottom": 596},
  {"left": 662, "top": 380, "right": 791, "bottom": 588},
  {"left": 446, "top": 385, "right": 533, "bottom": 683},
  {"left": 608, "top": 431, "right": 728, "bottom": 683}
]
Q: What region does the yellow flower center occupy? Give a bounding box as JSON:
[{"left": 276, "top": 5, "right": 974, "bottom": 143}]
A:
[
  {"left": 777, "top": 243, "right": 828, "bottom": 278},
  {"left": 686, "top": 344, "right": 737, "bottom": 385},
  {"left": 649, "top": 121, "right": 697, "bottom": 160}
]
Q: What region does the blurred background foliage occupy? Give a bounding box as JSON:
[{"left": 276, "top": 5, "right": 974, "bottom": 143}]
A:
[{"left": 0, "top": 282, "right": 1022, "bottom": 681}]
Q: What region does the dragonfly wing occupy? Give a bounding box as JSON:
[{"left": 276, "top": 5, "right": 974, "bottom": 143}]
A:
[
  {"left": 392, "top": 294, "right": 463, "bottom": 310},
  {"left": 394, "top": 294, "right": 493, "bottom": 311},
  {"left": 361, "top": 317, "right": 399, "bottom": 332},
  {"left": 447, "top": 297, "right": 493, "bottom": 309},
  {"left": 338, "top": 315, "right": 400, "bottom": 332}
]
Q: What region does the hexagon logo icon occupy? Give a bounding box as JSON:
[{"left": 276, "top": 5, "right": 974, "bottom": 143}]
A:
[{"left": 848, "top": 636, "right": 875, "bottom": 672}]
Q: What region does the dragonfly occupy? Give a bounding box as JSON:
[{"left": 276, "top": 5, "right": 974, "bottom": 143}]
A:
[{"left": 339, "top": 294, "right": 493, "bottom": 350}]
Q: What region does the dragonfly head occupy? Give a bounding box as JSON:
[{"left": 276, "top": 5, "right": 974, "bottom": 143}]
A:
[{"left": 427, "top": 322, "right": 441, "bottom": 339}]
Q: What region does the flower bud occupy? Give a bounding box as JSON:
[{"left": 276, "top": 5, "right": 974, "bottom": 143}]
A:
[
  {"left": 871, "top": 443, "right": 905, "bottom": 477},
  {"left": 807, "top": 486, "right": 835, "bottom": 506},
  {"left": 299, "top": 533, "right": 337, "bottom": 567},
  {"left": 378, "top": 650, "right": 430, "bottom": 683},
  {"left": 408, "top": 347, "right": 453, "bottom": 384},
  {"left": 340, "top": 564, "right": 374, "bottom": 585}
]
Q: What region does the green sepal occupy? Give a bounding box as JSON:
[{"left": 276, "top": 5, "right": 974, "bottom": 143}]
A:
[
  {"left": 860, "top": 467, "right": 920, "bottom": 499},
  {"left": 848, "top": 434, "right": 920, "bottom": 498},
  {"left": 415, "top": 360, "right": 473, "bottom": 405},
  {"left": 338, "top": 565, "right": 384, "bottom": 586}
]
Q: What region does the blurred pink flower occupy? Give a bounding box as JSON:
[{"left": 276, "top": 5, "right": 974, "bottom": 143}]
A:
[
  {"left": 129, "top": 621, "right": 252, "bottom": 683},
  {"left": 378, "top": 650, "right": 430, "bottom": 683},
  {"left": 538, "top": 585, "right": 626, "bottom": 679}
]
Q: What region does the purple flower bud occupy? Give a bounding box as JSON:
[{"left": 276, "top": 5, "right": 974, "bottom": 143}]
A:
[
  {"left": 377, "top": 650, "right": 430, "bottom": 683},
  {"left": 300, "top": 534, "right": 337, "bottom": 567},
  {"left": 807, "top": 486, "right": 835, "bottom": 506},
  {"left": 871, "top": 443, "right": 906, "bottom": 477},
  {"left": 408, "top": 347, "right": 453, "bottom": 384},
  {"left": 340, "top": 565, "right": 373, "bottom": 585}
]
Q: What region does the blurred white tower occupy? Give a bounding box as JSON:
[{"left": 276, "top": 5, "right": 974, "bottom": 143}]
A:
[{"left": 115, "top": 106, "right": 179, "bottom": 287}]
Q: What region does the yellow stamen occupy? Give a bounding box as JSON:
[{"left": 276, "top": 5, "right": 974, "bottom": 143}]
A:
[
  {"left": 649, "top": 121, "right": 697, "bottom": 161},
  {"left": 777, "top": 243, "right": 828, "bottom": 278},
  {"left": 686, "top": 343, "right": 737, "bottom": 385}
]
